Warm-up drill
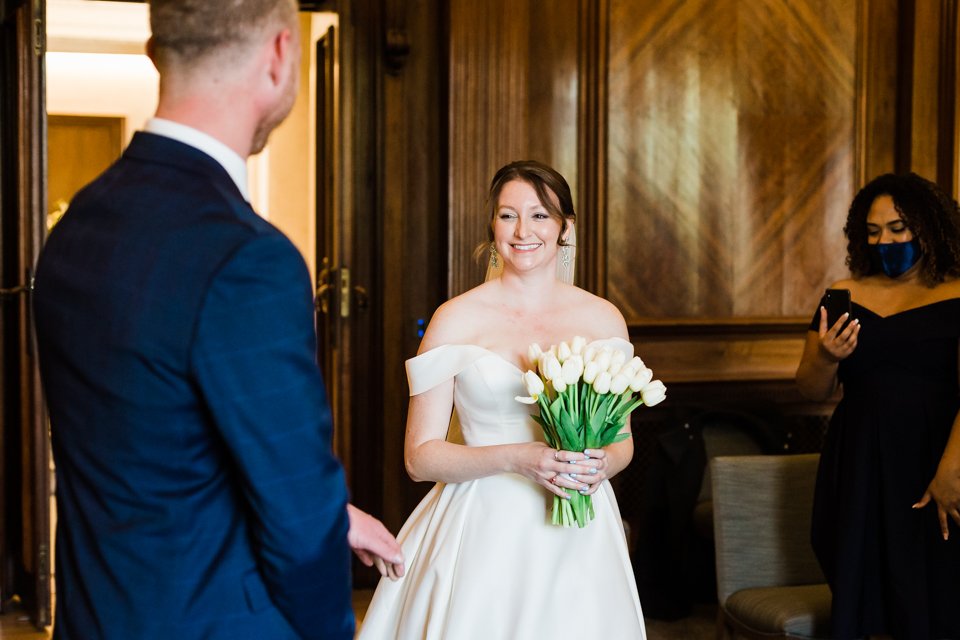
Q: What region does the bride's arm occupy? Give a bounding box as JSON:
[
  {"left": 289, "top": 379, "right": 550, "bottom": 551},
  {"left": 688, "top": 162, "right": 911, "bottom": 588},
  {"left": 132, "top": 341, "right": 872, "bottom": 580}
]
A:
[{"left": 403, "top": 384, "right": 597, "bottom": 498}]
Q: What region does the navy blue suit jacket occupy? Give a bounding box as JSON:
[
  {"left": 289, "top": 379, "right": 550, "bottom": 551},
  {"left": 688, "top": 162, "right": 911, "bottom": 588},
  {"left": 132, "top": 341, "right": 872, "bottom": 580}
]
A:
[{"left": 34, "top": 132, "right": 353, "bottom": 639}]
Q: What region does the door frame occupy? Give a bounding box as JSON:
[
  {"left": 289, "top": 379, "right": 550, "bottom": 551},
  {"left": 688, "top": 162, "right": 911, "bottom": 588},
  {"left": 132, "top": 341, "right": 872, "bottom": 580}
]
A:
[
  {"left": 312, "top": 0, "right": 386, "bottom": 586},
  {"left": 0, "top": 0, "right": 50, "bottom": 627}
]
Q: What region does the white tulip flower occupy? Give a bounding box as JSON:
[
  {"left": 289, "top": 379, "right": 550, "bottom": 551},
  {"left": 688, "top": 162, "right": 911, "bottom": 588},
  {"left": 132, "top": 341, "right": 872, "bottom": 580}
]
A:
[
  {"left": 583, "top": 346, "right": 598, "bottom": 365},
  {"left": 538, "top": 349, "right": 553, "bottom": 378},
  {"left": 528, "top": 343, "right": 543, "bottom": 367},
  {"left": 523, "top": 370, "right": 544, "bottom": 397},
  {"left": 610, "top": 373, "right": 630, "bottom": 395},
  {"left": 553, "top": 377, "right": 567, "bottom": 393},
  {"left": 515, "top": 370, "right": 546, "bottom": 404},
  {"left": 542, "top": 353, "right": 562, "bottom": 383},
  {"left": 595, "top": 348, "right": 613, "bottom": 372},
  {"left": 557, "top": 341, "right": 572, "bottom": 363},
  {"left": 571, "top": 336, "right": 587, "bottom": 355},
  {"left": 611, "top": 350, "right": 626, "bottom": 371},
  {"left": 640, "top": 379, "right": 667, "bottom": 406},
  {"left": 593, "top": 371, "right": 612, "bottom": 394},
  {"left": 583, "top": 361, "right": 600, "bottom": 384},
  {"left": 561, "top": 355, "right": 584, "bottom": 385},
  {"left": 629, "top": 367, "right": 654, "bottom": 392},
  {"left": 619, "top": 357, "right": 642, "bottom": 380}
]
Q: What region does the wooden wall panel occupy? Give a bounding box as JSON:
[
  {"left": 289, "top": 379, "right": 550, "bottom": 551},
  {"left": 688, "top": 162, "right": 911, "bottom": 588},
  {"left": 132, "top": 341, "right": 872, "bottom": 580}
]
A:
[
  {"left": 606, "top": 0, "right": 857, "bottom": 322},
  {"left": 448, "top": 0, "right": 580, "bottom": 296},
  {"left": 47, "top": 116, "right": 123, "bottom": 217}
]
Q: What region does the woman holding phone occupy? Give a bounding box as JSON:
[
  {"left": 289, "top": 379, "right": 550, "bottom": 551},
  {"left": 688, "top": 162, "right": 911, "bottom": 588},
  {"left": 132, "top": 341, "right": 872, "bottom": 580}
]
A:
[{"left": 796, "top": 172, "right": 960, "bottom": 640}]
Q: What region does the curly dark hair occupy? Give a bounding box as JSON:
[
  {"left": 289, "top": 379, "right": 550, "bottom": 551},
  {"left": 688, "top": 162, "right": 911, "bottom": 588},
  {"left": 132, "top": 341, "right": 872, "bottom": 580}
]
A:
[{"left": 844, "top": 172, "right": 960, "bottom": 285}]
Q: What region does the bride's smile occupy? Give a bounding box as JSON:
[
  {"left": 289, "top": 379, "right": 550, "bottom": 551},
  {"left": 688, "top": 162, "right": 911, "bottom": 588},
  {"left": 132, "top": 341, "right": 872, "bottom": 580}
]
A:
[{"left": 493, "top": 179, "right": 564, "bottom": 271}]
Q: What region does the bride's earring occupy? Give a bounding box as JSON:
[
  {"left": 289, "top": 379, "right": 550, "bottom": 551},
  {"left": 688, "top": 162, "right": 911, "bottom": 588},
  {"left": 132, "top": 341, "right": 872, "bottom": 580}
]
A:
[
  {"left": 489, "top": 242, "right": 499, "bottom": 268},
  {"left": 561, "top": 246, "right": 571, "bottom": 268}
]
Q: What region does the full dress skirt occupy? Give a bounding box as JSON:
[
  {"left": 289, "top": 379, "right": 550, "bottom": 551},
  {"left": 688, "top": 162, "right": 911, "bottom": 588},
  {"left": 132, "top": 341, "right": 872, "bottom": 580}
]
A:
[{"left": 357, "top": 339, "right": 646, "bottom": 639}]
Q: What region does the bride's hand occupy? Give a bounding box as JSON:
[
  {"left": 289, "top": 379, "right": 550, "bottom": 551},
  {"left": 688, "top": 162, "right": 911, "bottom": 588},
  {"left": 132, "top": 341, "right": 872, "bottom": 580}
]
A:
[
  {"left": 510, "top": 443, "right": 598, "bottom": 499},
  {"left": 563, "top": 448, "right": 608, "bottom": 496}
]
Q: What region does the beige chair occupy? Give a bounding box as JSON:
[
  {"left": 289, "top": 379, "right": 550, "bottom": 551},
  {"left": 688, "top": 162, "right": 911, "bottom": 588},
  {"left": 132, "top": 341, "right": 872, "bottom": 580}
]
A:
[{"left": 711, "top": 454, "right": 831, "bottom": 639}]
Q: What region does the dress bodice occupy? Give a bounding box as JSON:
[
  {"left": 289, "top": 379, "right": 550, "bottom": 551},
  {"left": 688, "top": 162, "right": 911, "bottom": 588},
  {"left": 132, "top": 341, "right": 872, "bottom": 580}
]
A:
[
  {"left": 405, "top": 338, "right": 633, "bottom": 448},
  {"left": 839, "top": 298, "right": 960, "bottom": 393},
  {"left": 810, "top": 298, "right": 960, "bottom": 399}
]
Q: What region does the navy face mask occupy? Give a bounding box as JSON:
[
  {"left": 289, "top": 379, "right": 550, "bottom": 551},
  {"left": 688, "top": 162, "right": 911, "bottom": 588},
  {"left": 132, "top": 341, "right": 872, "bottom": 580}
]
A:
[{"left": 868, "top": 239, "right": 922, "bottom": 278}]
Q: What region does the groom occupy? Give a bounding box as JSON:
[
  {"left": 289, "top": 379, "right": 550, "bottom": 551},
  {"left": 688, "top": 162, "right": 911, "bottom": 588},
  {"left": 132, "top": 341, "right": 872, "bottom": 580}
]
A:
[{"left": 32, "top": 1, "right": 401, "bottom": 638}]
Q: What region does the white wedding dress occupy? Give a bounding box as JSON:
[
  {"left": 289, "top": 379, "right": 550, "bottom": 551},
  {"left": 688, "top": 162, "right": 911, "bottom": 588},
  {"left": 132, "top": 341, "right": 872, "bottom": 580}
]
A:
[{"left": 357, "top": 338, "right": 646, "bottom": 640}]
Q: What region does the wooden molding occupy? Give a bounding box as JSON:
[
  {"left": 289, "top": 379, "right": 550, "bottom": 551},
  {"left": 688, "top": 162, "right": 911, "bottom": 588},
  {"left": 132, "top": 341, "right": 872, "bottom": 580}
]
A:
[
  {"left": 629, "top": 316, "right": 809, "bottom": 337},
  {"left": 938, "top": 0, "right": 958, "bottom": 193},
  {"left": 577, "top": 0, "right": 608, "bottom": 296},
  {"left": 855, "top": 0, "right": 898, "bottom": 185}
]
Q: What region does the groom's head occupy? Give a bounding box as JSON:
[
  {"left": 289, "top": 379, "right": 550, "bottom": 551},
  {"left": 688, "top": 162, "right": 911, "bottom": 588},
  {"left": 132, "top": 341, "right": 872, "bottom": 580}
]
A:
[
  {"left": 148, "top": 0, "right": 298, "bottom": 72},
  {"left": 147, "top": 0, "right": 301, "bottom": 154}
]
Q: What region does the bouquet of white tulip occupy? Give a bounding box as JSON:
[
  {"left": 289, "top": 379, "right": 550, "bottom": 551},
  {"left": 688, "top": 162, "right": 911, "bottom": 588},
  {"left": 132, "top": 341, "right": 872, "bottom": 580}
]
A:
[{"left": 516, "top": 336, "right": 667, "bottom": 528}]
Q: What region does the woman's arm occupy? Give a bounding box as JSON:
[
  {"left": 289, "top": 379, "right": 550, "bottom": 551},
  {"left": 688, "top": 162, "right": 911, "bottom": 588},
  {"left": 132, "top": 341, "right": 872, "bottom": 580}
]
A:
[
  {"left": 403, "top": 384, "right": 598, "bottom": 498},
  {"left": 914, "top": 342, "right": 960, "bottom": 540},
  {"left": 795, "top": 306, "right": 860, "bottom": 401},
  {"left": 916, "top": 414, "right": 960, "bottom": 540}
]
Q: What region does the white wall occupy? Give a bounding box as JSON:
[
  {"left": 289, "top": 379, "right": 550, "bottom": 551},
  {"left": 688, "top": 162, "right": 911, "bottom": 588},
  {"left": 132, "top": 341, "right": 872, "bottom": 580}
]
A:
[{"left": 46, "top": 52, "right": 158, "bottom": 145}]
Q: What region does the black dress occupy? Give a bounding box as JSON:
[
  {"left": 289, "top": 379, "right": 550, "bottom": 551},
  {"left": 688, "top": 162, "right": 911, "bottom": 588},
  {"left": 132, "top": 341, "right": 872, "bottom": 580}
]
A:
[{"left": 810, "top": 297, "right": 960, "bottom": 640}]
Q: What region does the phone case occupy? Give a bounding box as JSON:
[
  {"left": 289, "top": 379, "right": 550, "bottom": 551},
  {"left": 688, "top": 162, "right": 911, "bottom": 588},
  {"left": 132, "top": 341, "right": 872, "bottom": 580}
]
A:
[{"left": 823, "top": 288, "right": 851, "bottom": 328}]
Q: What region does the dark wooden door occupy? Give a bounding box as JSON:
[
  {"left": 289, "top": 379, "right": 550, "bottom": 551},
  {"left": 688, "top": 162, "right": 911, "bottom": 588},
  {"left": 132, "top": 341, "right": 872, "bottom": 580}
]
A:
[
  {"left": 0, "top": 0, "right": 50, "bottom": 628},
  {"left": 314, "top": 8, "right": 387, "bottom": 586}
]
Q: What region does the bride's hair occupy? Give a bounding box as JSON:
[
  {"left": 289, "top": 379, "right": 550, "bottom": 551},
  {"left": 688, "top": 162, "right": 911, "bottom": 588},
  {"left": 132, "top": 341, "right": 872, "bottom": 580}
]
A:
[{"left": 482, "top": 160, "right": 576, "bottom": 247}]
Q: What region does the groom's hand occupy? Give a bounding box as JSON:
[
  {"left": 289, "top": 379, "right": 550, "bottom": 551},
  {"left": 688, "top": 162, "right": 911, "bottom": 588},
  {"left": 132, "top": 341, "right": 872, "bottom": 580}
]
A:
[{"left": 347, "top": 504, "right": 405, "bottom": 581}]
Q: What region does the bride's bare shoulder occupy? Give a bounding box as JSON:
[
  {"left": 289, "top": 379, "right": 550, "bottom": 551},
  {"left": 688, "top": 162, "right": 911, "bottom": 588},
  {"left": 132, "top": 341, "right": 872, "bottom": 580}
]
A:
[
  {"left": 563, "top": 285, "right": 628, "bottom": 338},
  {"left": 418, "top": 283, "right": 495, "bottom": 350}
]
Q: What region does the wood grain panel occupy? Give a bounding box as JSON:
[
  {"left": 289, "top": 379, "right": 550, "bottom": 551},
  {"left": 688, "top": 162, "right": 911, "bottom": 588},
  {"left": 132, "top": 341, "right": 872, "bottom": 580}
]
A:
[
  {"left": 910, "top": 0, "right": 942, "bottom": 182},
  {"left": 448, "top": 0, "right": 579, "bottom": 296},
  {"left": 634, "top": 334, "right": 806, "bottom": 383},
  {"left": 47, "top": 115, "right": 123, "bottom": 218},
  {"left": 606, "top": 0, "right": 857, "bottom": 321},
  {"left": 855, "top": 0, "right": 898, "bottom": 185}
]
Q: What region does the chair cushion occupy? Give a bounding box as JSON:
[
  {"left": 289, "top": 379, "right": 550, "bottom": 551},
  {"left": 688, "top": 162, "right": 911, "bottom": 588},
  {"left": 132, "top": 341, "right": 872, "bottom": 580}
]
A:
[{"left": 725, "top": 583, "right": 831, "bottom": 638}]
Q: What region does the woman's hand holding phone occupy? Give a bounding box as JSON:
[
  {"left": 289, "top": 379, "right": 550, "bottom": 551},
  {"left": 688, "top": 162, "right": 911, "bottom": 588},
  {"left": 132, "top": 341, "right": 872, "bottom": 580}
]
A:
[{"left": 818, "top": 288, "right": 860, "bottom": 361}]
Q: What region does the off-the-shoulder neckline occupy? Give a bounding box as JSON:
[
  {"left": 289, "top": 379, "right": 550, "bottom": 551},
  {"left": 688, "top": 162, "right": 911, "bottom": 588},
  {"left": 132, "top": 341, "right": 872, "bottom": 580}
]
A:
[
  {"left": 410, "top": 337, "right": 632, "bottom": 374},
  {"left": 850, "top": 297, "right": 960, "bottom": 319}
]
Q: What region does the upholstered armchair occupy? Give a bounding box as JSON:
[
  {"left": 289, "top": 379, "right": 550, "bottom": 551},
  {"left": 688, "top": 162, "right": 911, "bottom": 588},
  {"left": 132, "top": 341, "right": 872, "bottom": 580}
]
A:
[{"left": 710, "top": 454, "right": 831, "bottom": 639}]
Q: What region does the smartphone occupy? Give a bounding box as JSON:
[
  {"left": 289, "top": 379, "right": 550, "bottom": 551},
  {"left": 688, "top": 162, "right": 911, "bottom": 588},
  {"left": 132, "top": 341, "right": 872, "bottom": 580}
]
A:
[{"left": 823, "top": 288, "right": 852, "bottom": 329}]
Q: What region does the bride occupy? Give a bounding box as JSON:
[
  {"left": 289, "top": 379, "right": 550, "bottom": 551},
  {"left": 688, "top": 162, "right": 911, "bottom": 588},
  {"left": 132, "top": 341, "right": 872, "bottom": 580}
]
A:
[{"left": 357, "top": 160, "right": 647, "bottom": 639}]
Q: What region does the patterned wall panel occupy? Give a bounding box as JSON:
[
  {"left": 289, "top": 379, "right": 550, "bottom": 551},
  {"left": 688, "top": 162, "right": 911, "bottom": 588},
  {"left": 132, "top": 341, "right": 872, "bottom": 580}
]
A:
[
  {"left": 448, "top": 0, "right": 580, "bottom": 296},
  {"left": 606, "top": 0, "right": 856, "bottom": 321}
]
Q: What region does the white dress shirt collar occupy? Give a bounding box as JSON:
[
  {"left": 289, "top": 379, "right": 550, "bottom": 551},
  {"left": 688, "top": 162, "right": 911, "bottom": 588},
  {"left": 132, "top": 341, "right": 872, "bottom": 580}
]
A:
[{"left": 143, "top": 118, "right": 250, "bottom": 202}]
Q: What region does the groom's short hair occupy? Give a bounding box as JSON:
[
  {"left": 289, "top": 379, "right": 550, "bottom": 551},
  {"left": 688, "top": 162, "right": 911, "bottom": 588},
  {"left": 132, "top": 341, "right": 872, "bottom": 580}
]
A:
[{"left": 149, "top": 0, "right": 297, "bottom": 70}]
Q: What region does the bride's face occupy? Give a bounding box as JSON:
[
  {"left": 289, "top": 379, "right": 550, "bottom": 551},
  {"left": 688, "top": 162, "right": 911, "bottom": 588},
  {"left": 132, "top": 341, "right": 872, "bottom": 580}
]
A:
[{"left": 493, "top": 179, "right": 566, "bottom": 274}]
